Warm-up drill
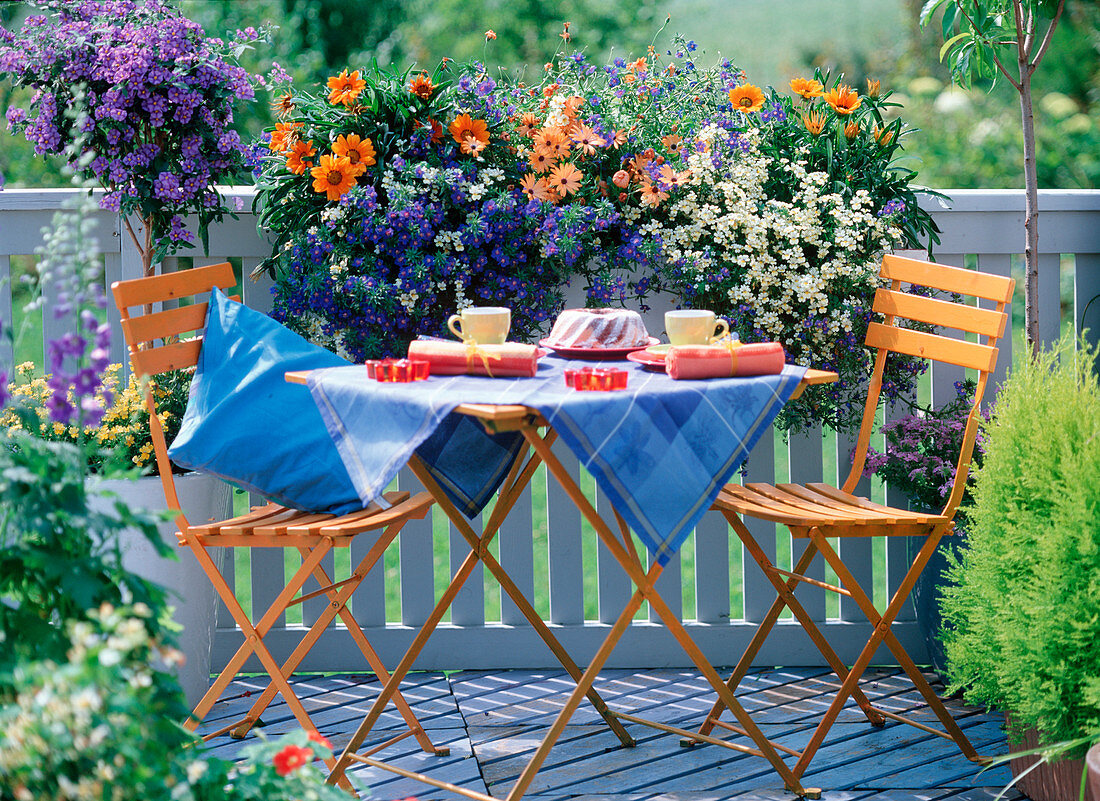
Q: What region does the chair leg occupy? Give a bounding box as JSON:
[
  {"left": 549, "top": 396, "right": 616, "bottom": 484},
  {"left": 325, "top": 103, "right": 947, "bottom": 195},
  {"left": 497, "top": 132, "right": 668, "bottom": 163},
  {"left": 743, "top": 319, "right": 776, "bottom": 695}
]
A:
[
  {"left": 810, "top": 528, "right": 980, "bottom": 762},
  {"left": 184, "top": 537, "right": 339, "bottom": 768},
  {"left": 228, "top": 528, "right": 446, "bottom": 756}
]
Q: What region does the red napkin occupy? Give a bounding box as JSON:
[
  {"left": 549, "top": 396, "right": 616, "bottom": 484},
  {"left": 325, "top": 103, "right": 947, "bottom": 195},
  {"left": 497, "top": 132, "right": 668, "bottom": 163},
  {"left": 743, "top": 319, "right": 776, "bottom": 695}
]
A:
[
  {"left": 665, "top": 342, "right": 786, "bottom": 380},
  {"left": 407, "top": 340, "right": 539, "bottom": 377}
]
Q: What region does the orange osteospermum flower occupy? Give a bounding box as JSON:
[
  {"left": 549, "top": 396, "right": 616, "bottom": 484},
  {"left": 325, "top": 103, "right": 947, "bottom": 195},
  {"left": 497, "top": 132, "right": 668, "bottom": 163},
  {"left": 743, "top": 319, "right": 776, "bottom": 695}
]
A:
[
  {"left": 789, "top": 78, "right": 824, "bottom": 99},
  {"left": 268, "top": 121, "right": 302, "bottom": 154},
  {"left": 824, "top": 84, "right": 861, "bottom": 115},
  {"left": 637, "top": 180, "right": 669, "bottom": 208},
  {"left": 562, "top": 95, "right": 585, "bottom": 119},
  {"left": 461, "top": 134, "right": 487, "bottom": 157},
  {"left": 661, "top": 133, "right": 681, "bottom": 150},
  {"left": 611, "top": 129, "right": 628, "bottom": 149},
  {"left": 449, "top": 113, "right": 490, "bottom": 150},
  {"left": 519, "top": 172, "right": 542, "bottom": 199},
  {"left": 801, "top": 109, "right": 827, "bottom": 135},
  {"left": 570, "top": 126, "right": 606, "bottom": 156},
  {"left": 729, "top": 83, "right": 766, "bottom": 114},
  {"left": 327, "top": 68, "right": 367, "bottom": 106},
  {"left": 658, "top": 164, "right": 691, "bottom": 188},
  {"left": 528, "top": 148, "right": 555, "bottom": 173},
  {"left": 517, "top": 112, "right": 541, "bottom": 137},
  {"left": 409, "top": 72, "right": 435, "bottom": 101},
  {"left": 310, "top": 154, "right": 358, "bottom": 202},
  {"left": 630, "top": 57, "right": 647, "bottom": 73},
  {"left": 285, "top": 139, "right": 316, "bottom": 174},
  {"left": 332, "top": 134, "right": 376, "bottom": 174},
  {"left": 534, "top": 127, "right": 570, "bottom": 159},
  {"left": 547, "top": 162, "right": 583, "bottom": 196}
]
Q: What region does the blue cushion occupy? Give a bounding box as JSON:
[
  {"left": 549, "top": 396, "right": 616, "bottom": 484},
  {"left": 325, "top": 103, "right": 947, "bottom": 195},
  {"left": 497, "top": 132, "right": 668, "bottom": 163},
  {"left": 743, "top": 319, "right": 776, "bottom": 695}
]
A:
[{"left": 168, "top": 288, "right": 363, "bottom": 515}]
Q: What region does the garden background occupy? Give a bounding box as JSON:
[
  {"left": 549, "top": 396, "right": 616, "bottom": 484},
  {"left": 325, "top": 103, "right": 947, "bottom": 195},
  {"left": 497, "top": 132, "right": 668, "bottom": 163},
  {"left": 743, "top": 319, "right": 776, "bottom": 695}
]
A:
[{"left": 1, "top": 0, "right": 1097, "bottom": 192}]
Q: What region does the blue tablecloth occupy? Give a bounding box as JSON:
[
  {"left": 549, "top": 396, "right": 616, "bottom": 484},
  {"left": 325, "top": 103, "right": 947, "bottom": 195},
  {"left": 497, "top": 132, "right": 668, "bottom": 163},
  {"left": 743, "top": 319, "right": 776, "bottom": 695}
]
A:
[{"left": 307, "top": 357, "right": 805, "bottom": 565}]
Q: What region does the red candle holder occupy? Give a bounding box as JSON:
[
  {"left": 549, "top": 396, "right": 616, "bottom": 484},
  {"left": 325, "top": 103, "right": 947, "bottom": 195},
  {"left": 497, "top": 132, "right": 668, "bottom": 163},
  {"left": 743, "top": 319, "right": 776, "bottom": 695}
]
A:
[
  {"left": 367, "top": 358, "right": 430, "bottom": 382},
  {"left": 564, "top": 367, "right": 628, "bottom": 391}
]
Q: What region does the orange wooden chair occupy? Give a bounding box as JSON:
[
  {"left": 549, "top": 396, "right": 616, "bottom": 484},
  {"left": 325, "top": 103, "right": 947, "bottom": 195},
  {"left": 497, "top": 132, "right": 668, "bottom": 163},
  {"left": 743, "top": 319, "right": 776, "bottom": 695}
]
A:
[
  {"left": 112, "top": 262, "right": 448, "bottom": 763},
  {"left": 684, "top": 255, "right": 1014, "bottom": 792}
]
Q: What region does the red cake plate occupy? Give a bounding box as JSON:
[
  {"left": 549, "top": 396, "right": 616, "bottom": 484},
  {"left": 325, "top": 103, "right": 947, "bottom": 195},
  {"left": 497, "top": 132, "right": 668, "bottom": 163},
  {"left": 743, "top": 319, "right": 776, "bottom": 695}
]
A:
[
  {"left": 625, "top": 349, "right": 667, "bottom": 371},
  {"left": 539, "top": 336, "right": 660, "bottom": 361}
]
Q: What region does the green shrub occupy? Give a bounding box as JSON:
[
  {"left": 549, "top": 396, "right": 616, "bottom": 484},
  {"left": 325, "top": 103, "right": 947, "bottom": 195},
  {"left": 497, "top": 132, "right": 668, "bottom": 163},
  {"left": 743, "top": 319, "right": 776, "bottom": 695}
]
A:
[{"left": 940, "top": 336, "right": 1100, "bottom": 748}]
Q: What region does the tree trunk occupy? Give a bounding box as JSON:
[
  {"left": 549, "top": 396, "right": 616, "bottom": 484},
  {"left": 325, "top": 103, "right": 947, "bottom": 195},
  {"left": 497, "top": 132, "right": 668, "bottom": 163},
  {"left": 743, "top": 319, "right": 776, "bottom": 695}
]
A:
[{"left": 1018, "top": 42, "right": 1040, "bottom": 356}]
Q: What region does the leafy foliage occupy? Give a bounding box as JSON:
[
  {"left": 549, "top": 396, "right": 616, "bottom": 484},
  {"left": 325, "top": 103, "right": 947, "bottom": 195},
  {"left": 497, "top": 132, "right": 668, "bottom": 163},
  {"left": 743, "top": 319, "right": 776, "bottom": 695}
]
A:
[
  {"left": 0, "top": 431, "right": 173, "bottom": 695},
  {"left": 940, "top": 336, "right": 1100, "bottom": 748}
]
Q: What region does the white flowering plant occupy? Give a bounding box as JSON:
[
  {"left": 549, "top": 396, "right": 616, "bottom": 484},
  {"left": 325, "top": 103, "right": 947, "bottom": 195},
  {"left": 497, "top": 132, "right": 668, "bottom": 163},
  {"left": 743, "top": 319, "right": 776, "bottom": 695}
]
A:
[
  {"left": 0, "top": 605, "right": 354, "bottom": 801},
  {"left": 657, "top": 74, "right": 941, "bottom": 432}
]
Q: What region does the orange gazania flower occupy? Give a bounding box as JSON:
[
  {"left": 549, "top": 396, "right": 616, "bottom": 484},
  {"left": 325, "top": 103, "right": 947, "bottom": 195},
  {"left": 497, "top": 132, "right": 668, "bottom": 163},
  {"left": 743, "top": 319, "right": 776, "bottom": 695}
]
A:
[
  {"left": 547, "top": 162, "right": 583, "bottom": 196},
  {"left": 417, "top": 117, "right": 443, "bottom": 143},
  {"left": 310, "top": 154, "right": 358, "bottom": 202},
  {"left": 273, "top": 744, "right": 312, "bottom": 776},
  {"left": 801, "top": 109, "right": 827, "bottom": 135},
  {"left": 272, "top": 92, "right": 296, "bottom": 118},
  {"left": 729, "top": 83, "right": 766, "bottom": 114},
  {"left": 448, "top": 113, "right": 489, "bottom": 151},
  {"left": 409, "top": 72, "right": 435, "bottom": 101},
  {"left": 268, "top": 121, "right": 302, "bottom": 154},
  {"left": 332, "top": 134, "right": 376, "bottom": 174},
  {"left": 630, "top": 57, "right": 647, "bottom": 73},
  {"left": 789, "top": 78, "right": 824, "bottom": 99},
  {"left": 824, "top": 84, "right": 861, "bottom": 115},
  {"left": 517, "top": 113, "right": 541, "bottom": 137},
  {"left": 485, "top": 29, "right": 497, "bottom": 40},
  {"left": 637, "top": 180, "right": 669, "bottom": 208},
  {"left": 570, "top": 126, "right": 606, "bottom": 156},
  {"left": 866, "top": 78, "right": 881, "bottom": 98},
  {"left": 844, "top": 121, "right": 860, "bottom": 140},
  {"left": 327, "top": 69, "right": 367, "bottom": 106},
  {"left": 873, "top": 123, "right": 894, "bottom": 146},
  {"left": 285, "top": 139, "right": 316, "bottom": 174}
]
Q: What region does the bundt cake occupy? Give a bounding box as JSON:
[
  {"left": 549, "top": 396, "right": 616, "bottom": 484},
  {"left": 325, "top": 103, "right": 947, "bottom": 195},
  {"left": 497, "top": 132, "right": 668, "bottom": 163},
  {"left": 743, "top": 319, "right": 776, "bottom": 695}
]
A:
[{"left": 546, "top": 308, "right": 651, "bottom": 349}]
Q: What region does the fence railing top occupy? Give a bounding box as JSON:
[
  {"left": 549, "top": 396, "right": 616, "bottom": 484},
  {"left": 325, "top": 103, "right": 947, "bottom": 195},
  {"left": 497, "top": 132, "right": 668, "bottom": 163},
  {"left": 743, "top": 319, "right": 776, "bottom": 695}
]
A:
[{"left": 3, "top": 186, "right": 1099, "bottom": 212}]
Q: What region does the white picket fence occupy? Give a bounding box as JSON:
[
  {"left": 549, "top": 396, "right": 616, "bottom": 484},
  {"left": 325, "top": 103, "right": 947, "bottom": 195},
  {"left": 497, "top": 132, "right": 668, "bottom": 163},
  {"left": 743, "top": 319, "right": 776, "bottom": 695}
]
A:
[{"left": 2, "top": 186, "right": 1098, "bottom": 671}]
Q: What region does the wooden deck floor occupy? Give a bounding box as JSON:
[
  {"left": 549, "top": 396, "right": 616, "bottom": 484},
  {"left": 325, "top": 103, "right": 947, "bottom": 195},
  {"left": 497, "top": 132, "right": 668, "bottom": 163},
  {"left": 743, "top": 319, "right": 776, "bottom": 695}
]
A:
[{"left": 199, "top": 668, "right": 1020, "bottom": 801}]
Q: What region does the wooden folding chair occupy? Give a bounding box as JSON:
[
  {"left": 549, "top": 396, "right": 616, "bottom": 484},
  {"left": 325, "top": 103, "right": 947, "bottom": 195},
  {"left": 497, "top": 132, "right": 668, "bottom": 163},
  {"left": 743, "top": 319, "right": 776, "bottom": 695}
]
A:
[
  {"left": 112, "top": 262, "right": 448, "bottom": 764},
  {"left": 684, "top": 254, "right": 1014, "bottom": 791}
]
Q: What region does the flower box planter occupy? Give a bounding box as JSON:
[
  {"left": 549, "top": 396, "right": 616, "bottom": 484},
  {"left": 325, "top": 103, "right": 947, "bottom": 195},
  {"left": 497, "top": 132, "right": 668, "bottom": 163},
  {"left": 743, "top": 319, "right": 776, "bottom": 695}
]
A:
[
  {"left": 1008, "top": 720, "right": 1098, "bottom": 801},
  {"left": 91, "top": 472, "right": 230, "bottom": 708}
]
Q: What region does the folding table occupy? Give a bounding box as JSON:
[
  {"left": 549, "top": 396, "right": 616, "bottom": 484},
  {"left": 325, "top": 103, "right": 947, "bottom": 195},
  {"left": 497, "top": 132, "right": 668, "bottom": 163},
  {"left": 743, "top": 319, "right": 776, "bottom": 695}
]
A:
[{"left": 286, "top": 359, "right": 835, "bottom": 799}]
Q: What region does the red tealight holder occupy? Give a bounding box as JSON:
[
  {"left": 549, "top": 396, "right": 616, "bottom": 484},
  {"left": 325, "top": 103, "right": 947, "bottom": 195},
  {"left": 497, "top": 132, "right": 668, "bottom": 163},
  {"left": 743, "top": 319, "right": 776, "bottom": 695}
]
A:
[
  {"left": 369, "top": 358, "right": 430, "bottom": 382},
  {"left": 564, "top": 367, "right": 628, "bottom": 391}
]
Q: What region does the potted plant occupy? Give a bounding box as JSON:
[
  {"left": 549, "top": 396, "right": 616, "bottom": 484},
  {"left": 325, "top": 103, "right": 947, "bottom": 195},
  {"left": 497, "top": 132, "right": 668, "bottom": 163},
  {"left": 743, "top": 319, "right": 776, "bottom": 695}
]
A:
[
  {"left": 862, "top": 378, "right": 988, "bottom": 675},
  {"left": 939, "top": 337, "right": 1100, "bottom": 801}
]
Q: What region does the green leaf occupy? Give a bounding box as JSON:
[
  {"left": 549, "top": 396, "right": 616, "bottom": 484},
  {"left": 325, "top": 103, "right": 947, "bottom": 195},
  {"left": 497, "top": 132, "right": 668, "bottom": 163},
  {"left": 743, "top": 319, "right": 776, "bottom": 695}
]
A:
[
  {"left": 939, "top": 31, "right": 970, "bottom": 62},
  {"left": 941, "top": 2, "right": 958, "bottom": 39},
  {"left": 919, "top": 0, "right": 949, "bottom": 26}
]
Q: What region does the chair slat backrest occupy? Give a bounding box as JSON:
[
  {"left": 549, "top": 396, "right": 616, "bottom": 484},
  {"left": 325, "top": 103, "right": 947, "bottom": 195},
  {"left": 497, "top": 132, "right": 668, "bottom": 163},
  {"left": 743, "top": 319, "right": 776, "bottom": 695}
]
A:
[
  {"left": 111, "top": 262, "right": 237, "bottom": 526},
  {"left": 842, "top": 254, "right": 1015, "bottom": 518}
]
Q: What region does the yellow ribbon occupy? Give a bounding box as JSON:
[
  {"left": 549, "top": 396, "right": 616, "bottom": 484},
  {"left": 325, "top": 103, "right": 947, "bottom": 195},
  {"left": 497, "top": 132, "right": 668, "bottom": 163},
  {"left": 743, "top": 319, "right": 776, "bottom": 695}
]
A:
[
  {"left": 463, "top": 338, "right": 503, "bottom": 377},
  {"left": 714, "top": 336, "right": 741, "bottom": 376}
]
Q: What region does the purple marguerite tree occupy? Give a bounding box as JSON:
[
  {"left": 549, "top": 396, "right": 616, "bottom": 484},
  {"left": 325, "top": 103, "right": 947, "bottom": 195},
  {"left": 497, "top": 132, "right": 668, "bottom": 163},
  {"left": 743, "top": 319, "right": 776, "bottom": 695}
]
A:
[{"left": 0, "top": 0, "right": 263, "bottom": 277}]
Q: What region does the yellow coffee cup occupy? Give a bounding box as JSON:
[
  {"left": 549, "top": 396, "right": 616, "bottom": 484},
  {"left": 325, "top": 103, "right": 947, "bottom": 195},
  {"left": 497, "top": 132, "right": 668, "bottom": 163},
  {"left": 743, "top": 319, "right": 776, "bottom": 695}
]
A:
[
  {"left": 447, "top": 306, "right": 511, "bottom": 345},
  {"left": 665, "top": 310, "right": 730, "bottom": 346}
]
